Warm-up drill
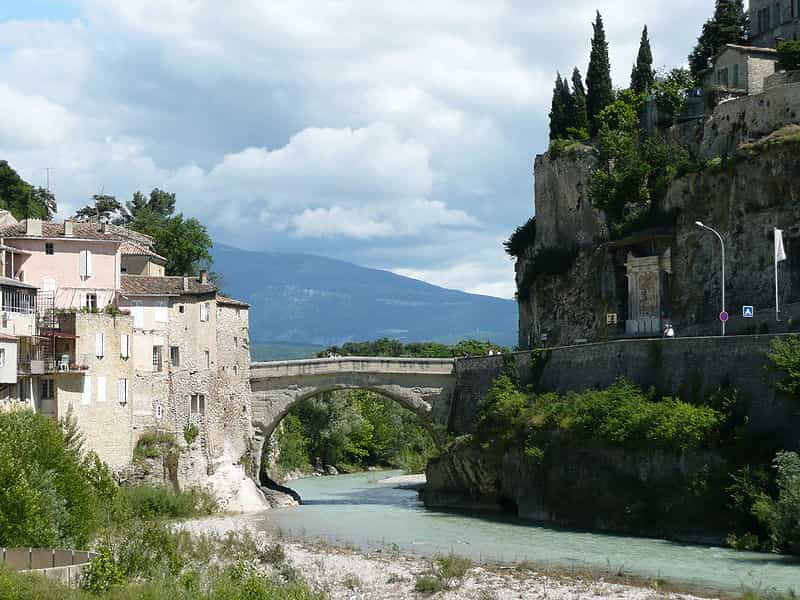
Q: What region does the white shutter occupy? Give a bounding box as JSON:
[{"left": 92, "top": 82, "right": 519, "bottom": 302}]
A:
[
  {"left": 120, "top": 334, "right": 130, "bottom": 358},
  {"left": 200, "top": 302, "right": 209, "bottom": 322},
  {"left": 79, "top": 251, "right": 87, "bottom": 278},
  {"left": 132, "top": 301, "right": 143, "bottom": 328},
  {"left": 96, "top": 376, "right": 106, "bottom": 403},
  {"left": 155, "top": 300, "right": 168, "bottom": 323},
  {"left": 117, "top": 378, "right": 128, "bottom": 405},
  {"left": 95, "top": 332, "right": 104, "bottom": 358},
  {"left": 79, "top": 292, "right": 87, "bottom": 309},
  {"left": 81, "top": 376, "right": 92, "bottom": 406},
  {"left": 85, "top": 250, "right": 93, "bottom": 277}
]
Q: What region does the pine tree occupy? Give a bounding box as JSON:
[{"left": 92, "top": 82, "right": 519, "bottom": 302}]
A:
[
  {"left": 630, "top": 26, "right": 655, "bottom": 95},
  {"left": 548, "top": 73, "right": 569, "bottom": 140},
  {"left": 586, "top": 11, "right": 614, "bottom": 135},
  {"left": 688, "top": 0, "right": 748, "bottom": 79},
  {"left": 570, "top": 67, "right": 589, "bottom": 136}
]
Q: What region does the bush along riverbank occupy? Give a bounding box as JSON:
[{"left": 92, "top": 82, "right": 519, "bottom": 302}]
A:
[{"left": 424, "top": 337, "right": 800, "bottom": 552}]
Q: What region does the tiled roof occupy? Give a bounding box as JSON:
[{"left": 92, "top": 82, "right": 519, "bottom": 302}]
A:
[
  {"left": 120, "top": 240, "right": 167, "bottom": 263},
  {"left": 121, "top": 275, "right": 217, "bottom": 297},
  {"left": 0, "top": 276, "right": 36, "bottom": 290},
  {"left": 217, "top": 295, "right": 250, "bottom": 308}
]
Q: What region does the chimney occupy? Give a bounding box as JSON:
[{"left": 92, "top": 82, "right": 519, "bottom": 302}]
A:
[
  {"left": 25, "top": 219, "right": 42, "bottom": 237},
  {"left": 64, "top": 219, "right": 74, "bottom": 237},
  {"left": 199, "top": 270, "right": 208, "bottom": 285},
  {"left": 183, "top": 276, "right": 189, "bottom": 291}
]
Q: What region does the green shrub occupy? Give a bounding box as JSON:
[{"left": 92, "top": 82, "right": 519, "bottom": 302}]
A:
[
  {"left": 82, "top": 547, "right": 125, "bottom": 592},
  {"left": 413, "top": 573, "right": 443, "bottom": 594},
  {"left": 777, "top": 40, "right": 800, "bottom": 71},
  {"left": 133, "top": 431, "right": 177, "bottom": 462},
  {"left": 0, "top": 565, "right": 80, "bottom": 600},
  {"left": 432, "top": 553, "right": 472, "bottom": 589},
  {"left": 753, "top": 452, "right": 800, "bottom": 554},
  {"left": 118, "top": 485, "right": 217, "bottom": 521},
  {"left": 768, "top": 336, "right": 800, "bottom": 397},
  {"left": 504, "top": 217, "right": 536, "bottom": 259},
  {"left": 183, "top": 423, "right": 199, "bottom": 446}
]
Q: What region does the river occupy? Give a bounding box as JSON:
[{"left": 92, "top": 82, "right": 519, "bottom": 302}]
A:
[{"left": 251, "top": 470, "right": 800, "bottom": 595}]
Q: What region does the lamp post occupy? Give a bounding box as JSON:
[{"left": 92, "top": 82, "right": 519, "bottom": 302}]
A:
[{"left": 695, "top": 221, "right": 726, "bottom": 336}]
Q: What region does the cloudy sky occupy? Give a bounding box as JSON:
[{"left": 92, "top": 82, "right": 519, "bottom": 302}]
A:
[{"left": 0, "top": 0, "right": 710, "bottom": 298}]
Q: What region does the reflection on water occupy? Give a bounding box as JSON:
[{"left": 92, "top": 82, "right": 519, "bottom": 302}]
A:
[{"left": 249, "top": 471, "right": 800, "bottom": 594}]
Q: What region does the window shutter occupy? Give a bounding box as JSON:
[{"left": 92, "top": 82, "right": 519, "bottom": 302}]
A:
[
  {"left": 96, "top": 376, "right": 106, "bottom": 403},
  {"left": 155, "top": 300, "right": 168, "bottom": 323},
  {"left": 79, "top": 250, "right": 86, "bottom": 277},
  {"left": 200, "top": 303, "right": 209, "bottom": 322},
  {"left": 79, "top": 292, "right": 87, "bottom": 309},
  {"left": 95, "top": 332, "right": 104, "bottom": 358},
  {"left": 117, "top": 378, "right": 127, "bottom": 405},
  {"left": 120, "top": 334, "right": 130, "bottom": 358},
  {"left": 81, "top": 376, "right": 92, "bottom": 406},
  {"left": 85, "top": 250, "right": 93, "bottom": 277}
]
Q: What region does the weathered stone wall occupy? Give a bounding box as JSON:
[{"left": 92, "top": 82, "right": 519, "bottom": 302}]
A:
[
  {"left": 532, "top": 147, "right": 603, "bottom": 250},
  {"left": 700, "top": 82, "right": 800, "bottom": 159},
  {"left": 58, "top": 312, "right": 137, "bottom": 469},
  {"left": 451, "top": 335, "right": 800, "bottom": 447}
]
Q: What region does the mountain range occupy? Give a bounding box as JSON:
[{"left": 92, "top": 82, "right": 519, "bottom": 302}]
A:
[{"left": 211, "top": 244, "right": 517, "bottom": 349}]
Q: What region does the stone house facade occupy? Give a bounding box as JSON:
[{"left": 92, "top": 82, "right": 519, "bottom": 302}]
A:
[
  {"left": 0, "top": 216, "right": 253, "bottom": 475},
  {"left": 704, "top": 44, "right": 778, "bottom": 95},
  {"left": 750, "top": 0, "right": 800, "bottom": 47}
]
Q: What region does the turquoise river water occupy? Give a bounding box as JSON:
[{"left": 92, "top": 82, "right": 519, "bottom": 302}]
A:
[{"left": 252, "top": 471, "right": 800, "bottom": 595}]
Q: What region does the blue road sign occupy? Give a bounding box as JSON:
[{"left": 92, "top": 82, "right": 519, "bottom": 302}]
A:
[{"left": 743, "top": 306, "right": 754, "bottom": 318}]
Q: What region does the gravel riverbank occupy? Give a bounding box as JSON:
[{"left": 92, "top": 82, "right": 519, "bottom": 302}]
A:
[{"left": 179, "top": 515, "right": 720, "bottom": 600}]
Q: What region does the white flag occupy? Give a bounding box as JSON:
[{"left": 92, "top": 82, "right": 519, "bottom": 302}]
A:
[{"left": 776, "top": 228, "right": 787, "bottom": 263}]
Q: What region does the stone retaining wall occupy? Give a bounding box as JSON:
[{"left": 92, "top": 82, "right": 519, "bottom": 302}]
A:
[{"left": 451, "top": 335, "right": 800, "bottom": 448}]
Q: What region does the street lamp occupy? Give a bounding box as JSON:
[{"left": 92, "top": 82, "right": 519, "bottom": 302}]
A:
[{"left": 695, "top": 221, "right": 726, "bottom": 336}]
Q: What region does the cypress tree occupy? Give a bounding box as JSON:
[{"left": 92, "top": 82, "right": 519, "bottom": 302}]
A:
[
  {"left": 570, "top": 67, "right": 589, "bottom": 135},
  {"left": 586, "top": 11, "right": 614, "bottom": 135},
  {"left": 548, "top": 73, "right": 569, "bottom": 140},
  {"left": 630, "top": 26, "right": 655, "bottom": 95},
  {"left": 688, "top": 0, "right": 748, "bottom": 79}
]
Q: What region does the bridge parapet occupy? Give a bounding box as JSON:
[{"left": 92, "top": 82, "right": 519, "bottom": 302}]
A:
[{"left": 251, "top": 356, "right": 455, "bottom": 378}]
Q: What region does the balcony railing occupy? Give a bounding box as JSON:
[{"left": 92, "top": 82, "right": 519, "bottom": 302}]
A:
[{"left": 18, "top": 354, "right": 90, "bottom": 376}]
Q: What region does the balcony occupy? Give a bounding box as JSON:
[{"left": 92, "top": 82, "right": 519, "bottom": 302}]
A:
[{"left": 18, "top": 335, "right": 88, "bottom": 376}]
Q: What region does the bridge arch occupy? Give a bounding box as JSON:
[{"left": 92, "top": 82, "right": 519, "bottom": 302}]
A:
[{"left": 249, "top": 357, "right": 456, "bottom": 475}]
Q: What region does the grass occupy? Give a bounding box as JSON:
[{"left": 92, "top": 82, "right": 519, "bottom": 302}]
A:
[
  {"left": 414, "top": 553, "right": 473, "bottom": 594},
  {"left": 740, "top": 125, "right": 800, "bottom": 154},
  {"left": 116, "top": 484, "right": 217, "bottom": 520}
]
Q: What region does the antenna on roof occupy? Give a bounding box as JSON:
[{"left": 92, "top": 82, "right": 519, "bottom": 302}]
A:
[{"left": 44, "top": 167, "right": 53, "bottom": 191}]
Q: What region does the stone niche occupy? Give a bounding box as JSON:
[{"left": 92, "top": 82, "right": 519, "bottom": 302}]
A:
[{"left": 625, "top": 249, "right": 672, "bottom": 335}]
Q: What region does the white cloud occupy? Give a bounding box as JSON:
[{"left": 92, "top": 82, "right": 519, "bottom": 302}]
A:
[{"left": 0, "top": 1, "right": 713, "bottom": 298}]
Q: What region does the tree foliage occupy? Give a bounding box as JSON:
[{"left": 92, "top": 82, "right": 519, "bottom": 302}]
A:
[
  {"left": 688, "top": 0, "right": 748, "bottom": 79},
  {"left": 652, "top": 68, "right": 695, "bottom": 124},
  {"left": 569, "top": 67, "right": 590, "bottom": 138},
  {"left": 504, "top": 217, "right": 536, "bottom": 258},
  {"left": 630, "top": 26, "right": 655, "bottom": 95},
  {"left": 767, "top": 335, "right": 800, "bottom": 397},
  {"left": 586, "top": 11, "right": 614, "bottom": 135},
  {"left": 318, "top": 338, "right": 506, "bottom": 358},
  {"left": 0, "top": 161, "right": 57, "bottom": 220},
  {"left": 75, "top": 194, "right": 123, "bottom": 223},
  {"left": 548, "top": 73, "right": 571, "bottom": 140},
  {"left": 777, "top": 40, "right": 800, "bottom": 72},
  {"left": 0, "top": 410, "right": 114, "bottom": 548}
]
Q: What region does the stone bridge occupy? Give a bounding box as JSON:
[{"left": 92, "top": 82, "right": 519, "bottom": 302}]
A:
[{"left": 249, "top": 356, "right": 456, "bottom": 461}]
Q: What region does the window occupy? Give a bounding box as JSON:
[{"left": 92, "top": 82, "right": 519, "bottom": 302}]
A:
[
  {"left": 120, "top": 334, "right": 130, "bottom": 359},
  {"left": 152, "top": 346, "right": 163, "bottom": 371},
  {"left": 190, "top": 393, "right": 206, "bottom": 415},
  {"left": 155, "top": 403, "right": 163, "bottom": 420},
  {"left": 40, "top": 378, "right": 54, "bottom": 400},
  {"left": 45, "top": 243, "right": 54, "bottom": 255},
  {"left": 131, "top": 301, "right": 143, "bottom": 328},
  {"left": 170, "top": 346, "right": 180, "bottom": 367},
  {"left": 200, "top": 302, "right": 209, "bottom": 322},
  {"left": 204, "top": 350, "right": 211, "bottom": 369},
  {"left": 95, "top": 333, "right": 104, "bottom": 358},
  {"left": 81, "top": 376, "right": 92, "bottom": 406},
  {"left": 718, "top": 67, "right": 729, "bottom": 86},
  {"left": 733, "top": 63, "right": 740, "bottom": 88},
  {"left": 117, "top": 378, "right": 128, "bottom": 405},
  {"left": 154, "top": 300, "right": 168, "bottom": 323},
  {"left": 0, "top": 348, "right": 5, "bottom": 368},
  {"left": 233, "top": 336, "right": 238, "bottom": 348},
  {"left": 178, "top": 305, "right": 185, "bottom": 313},
  {"left": 84, "top": 293, "right": 97, "bottom": 310},
  {"left": 79, "top": 250, "right": 93, "bottom": 278},
  {"left": 233, "top": 365, "right": 238, "bottom": 377}
]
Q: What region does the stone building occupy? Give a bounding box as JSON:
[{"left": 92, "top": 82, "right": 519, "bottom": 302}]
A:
[
  {"left": 703, "top": 44, "right": 778, "bottom": 95},
  {"left": 0, "top": 216, "right": 253, "bottom": 478},
  {"left": 750, "top": 0, "right": 800, "bottom": 47}
]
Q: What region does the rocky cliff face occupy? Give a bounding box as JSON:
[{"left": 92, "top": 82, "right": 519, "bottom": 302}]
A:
[
  {"left": 519, "top": 111, "right": 800, "bottom": 346},
  {"left": 424, "top": 435, "right": 728, "bottom": 541}
]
